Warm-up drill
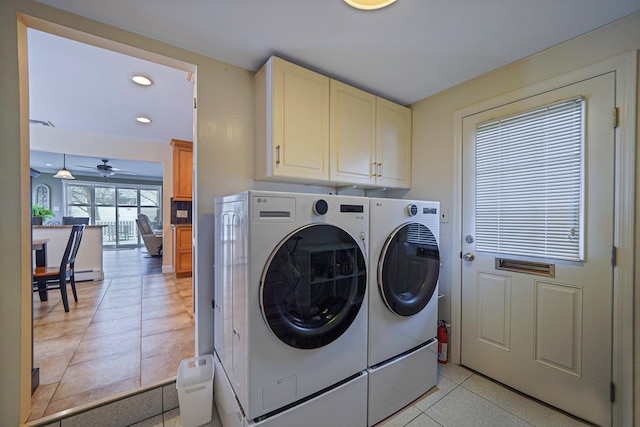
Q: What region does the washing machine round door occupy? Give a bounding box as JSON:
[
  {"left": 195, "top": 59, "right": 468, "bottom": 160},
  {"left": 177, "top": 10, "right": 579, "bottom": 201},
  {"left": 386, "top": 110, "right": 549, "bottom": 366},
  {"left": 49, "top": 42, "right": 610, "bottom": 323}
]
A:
[
  {"left": 378, "top": 222, "right": 439, "bottom": 316},
  {"left": 260, "top": 224, "right": 366, "bottom": 349}
]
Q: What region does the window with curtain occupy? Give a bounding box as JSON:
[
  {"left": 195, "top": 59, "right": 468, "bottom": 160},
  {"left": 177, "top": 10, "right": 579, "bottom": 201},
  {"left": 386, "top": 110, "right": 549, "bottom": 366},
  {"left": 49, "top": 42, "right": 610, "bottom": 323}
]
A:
[{"left": 475, "top": 97, "right": 585, "bottom": 261}]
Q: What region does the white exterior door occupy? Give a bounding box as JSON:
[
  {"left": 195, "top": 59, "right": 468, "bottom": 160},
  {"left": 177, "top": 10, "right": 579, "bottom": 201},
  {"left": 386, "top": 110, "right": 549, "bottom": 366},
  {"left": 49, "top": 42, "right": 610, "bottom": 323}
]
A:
[{"left": 461, "top": 73, "right": 615, "bottom": 426}]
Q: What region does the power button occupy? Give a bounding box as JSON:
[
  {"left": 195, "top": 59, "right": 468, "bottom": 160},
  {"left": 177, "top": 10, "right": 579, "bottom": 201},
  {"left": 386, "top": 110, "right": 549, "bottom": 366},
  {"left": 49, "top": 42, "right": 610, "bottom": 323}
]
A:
[{"left": 313, "top": 199, "right": 329, "bottom": 215}]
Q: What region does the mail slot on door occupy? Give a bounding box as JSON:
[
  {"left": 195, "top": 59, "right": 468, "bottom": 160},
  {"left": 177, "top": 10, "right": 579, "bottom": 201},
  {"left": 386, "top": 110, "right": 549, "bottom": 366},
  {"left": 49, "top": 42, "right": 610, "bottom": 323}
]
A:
[{"left": 495, "top": 258, "right": 555, "bottom": 277}]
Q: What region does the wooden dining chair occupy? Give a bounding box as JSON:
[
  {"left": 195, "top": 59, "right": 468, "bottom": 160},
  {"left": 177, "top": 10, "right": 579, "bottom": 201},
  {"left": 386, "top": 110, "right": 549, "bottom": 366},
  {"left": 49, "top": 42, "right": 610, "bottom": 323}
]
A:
[{"left": 33, "top": 224, "right": 85, "bottom": 312}]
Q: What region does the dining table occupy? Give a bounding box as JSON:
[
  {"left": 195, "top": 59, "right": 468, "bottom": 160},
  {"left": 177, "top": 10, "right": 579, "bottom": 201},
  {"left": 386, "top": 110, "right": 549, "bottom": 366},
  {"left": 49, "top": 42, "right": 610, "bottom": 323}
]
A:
[
  {"left": 32, "top": 238, "right": 48, "bottom": 266},
  {"left": 31, "top": 238, "right": 48, "bottom": 395}
]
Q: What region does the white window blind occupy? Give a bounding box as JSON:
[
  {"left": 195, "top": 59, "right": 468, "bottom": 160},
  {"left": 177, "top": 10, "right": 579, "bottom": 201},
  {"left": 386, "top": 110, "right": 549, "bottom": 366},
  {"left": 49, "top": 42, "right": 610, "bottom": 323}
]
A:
[{"left": 475, "top": 97, "right": 584, "bottom": 261}]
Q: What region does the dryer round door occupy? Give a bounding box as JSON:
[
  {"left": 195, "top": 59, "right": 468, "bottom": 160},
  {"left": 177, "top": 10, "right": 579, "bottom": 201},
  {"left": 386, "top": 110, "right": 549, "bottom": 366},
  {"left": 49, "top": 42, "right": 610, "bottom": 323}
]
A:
[
  {"left": 378, "top": 222, "right": 440, "bottom": 316},
  {"left": 260, "top": 224, "right": 366, "bottom": 349}
]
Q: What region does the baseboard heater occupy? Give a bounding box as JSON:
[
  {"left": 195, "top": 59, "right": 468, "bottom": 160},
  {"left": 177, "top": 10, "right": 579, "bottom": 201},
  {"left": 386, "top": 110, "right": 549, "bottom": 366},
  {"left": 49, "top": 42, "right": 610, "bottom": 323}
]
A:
[{"left": 495, "top": 258, "right": 555, "bottom": 277}]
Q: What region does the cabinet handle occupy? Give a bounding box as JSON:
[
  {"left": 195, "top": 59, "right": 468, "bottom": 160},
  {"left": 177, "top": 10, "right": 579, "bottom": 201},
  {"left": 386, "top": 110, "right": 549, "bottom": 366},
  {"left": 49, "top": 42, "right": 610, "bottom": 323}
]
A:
[
  {"left": 370, "top": 162, "right": 376, "bottom": 177},
  {"left": 276, "top": 145, "right": 280, "bottom": 165},
  {"left": 378, "top": 163, "right": 383, "bottom": 177}
]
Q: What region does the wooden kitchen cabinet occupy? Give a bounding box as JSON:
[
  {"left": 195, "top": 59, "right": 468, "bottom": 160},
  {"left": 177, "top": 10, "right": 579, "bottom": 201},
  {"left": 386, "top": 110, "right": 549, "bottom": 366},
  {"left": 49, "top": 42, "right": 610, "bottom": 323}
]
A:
[
  {"left": 173, "top": 225, "right": 192, "bottom": 278},
  {"left": 171, "top": 139, "right": 193, "bottom": 201},
  {"left": 255, "top": 56, "right": 330, "bottom": 183}
]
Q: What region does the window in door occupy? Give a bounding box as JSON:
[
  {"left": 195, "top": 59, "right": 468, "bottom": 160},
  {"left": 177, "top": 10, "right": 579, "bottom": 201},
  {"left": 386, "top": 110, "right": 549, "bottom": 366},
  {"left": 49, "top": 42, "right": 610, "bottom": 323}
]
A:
[{"left": 475, "top": 97, "right": 585, "bottom": 261}]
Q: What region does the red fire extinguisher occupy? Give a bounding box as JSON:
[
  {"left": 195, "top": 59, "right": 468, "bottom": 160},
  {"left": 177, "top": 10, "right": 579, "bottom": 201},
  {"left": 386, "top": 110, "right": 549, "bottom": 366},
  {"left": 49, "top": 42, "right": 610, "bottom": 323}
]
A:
[{"left": 437, "top": 320, "right": 448, "bottom": 364}]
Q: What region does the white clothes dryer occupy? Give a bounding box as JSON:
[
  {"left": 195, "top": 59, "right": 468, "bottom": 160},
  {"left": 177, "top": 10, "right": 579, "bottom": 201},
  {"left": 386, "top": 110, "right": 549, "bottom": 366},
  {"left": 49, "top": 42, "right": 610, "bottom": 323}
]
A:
[
  {"left": 367, "top": 197, "right": 440, "bottom": 426},
  {"left": 214, "top": 191, "right": 369, "bottom": 424}
]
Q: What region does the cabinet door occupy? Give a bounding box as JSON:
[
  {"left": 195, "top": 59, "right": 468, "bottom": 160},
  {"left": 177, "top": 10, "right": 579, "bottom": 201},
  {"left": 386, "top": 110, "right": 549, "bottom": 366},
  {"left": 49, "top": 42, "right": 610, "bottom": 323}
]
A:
[
  {"left": 174, "top": 226, "right": 192, "bottom": 277},
  {"left": 330, "top": 80, "right": 376, "bottom": 185},
  {"left": 176, "top": 226, "right": 192, "bottom": 249},
  {"left": 171, "top": 139, "right": 193, "bottom": 201},
  {"left": 257, "top": 57, "right": 330, "bottom": 182},
  {"left": 376, "top": 98, "right": 412, "bottom": 189}
]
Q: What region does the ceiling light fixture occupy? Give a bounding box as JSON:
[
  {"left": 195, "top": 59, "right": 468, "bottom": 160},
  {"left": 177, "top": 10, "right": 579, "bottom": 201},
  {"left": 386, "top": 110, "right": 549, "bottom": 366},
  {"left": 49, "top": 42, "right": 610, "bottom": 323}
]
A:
[
  {"left": 136, "top": 116, "right": 152, "bottom": 124},
  {"left": 98, "top": 168, "right": 115, "bottom": 178},
  {"left": 131, "top": 75, "right": 153, "bottom": 86},
  {"left": 344, "top": 0, "right": 397, "bottom": 10},
  {"left": 53, "top": 153, "right": 75, "bottom": 180}
]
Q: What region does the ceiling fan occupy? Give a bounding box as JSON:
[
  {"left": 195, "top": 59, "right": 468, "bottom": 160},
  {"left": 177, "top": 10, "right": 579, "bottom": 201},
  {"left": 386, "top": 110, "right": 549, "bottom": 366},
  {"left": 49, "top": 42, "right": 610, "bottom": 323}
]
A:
[{"left": 76, "top": 159, "right": 137, "bottom": 178}]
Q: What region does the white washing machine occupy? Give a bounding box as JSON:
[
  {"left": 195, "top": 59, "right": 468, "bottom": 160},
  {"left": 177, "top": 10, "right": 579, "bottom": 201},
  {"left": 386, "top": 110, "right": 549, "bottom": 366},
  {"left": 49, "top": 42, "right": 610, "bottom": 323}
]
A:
[
  {"left": 367, "top": 198, "right": 440, "bottom": 426},
  {"left": 214, "top": 190, "right": 369, "bottom": 425},
  {"left": 215, "top": 354, "right": 368, "bottom": 427}
]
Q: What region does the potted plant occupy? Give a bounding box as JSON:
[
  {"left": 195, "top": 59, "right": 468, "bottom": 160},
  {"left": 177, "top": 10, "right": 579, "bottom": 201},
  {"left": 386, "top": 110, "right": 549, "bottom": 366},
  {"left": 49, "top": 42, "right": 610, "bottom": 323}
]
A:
[{"left": 32, "top": 203, "right": 54, "bottom": 225}]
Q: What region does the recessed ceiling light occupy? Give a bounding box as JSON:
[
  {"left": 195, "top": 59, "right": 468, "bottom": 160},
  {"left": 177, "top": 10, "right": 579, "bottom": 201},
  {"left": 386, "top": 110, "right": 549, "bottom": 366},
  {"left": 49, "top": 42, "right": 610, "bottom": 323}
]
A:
[
  {"left": 344, "top": 0, "right": 397, "bottom": 10},
  {"left": 45, "top": 163, "right": 52, "bottom": 167},
  {"left": 136, "top": 116, "right": 152, "bottom": 124},
  {"left": 131, "top": 75, "right": 153, "bottom": 86}
]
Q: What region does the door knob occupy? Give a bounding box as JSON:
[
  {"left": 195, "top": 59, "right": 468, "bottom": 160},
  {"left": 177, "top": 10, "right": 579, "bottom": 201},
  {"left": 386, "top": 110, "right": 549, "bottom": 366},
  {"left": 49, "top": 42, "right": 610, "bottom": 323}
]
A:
[{"left": 463, "top": 252, "right": 475, "bottom": 261}]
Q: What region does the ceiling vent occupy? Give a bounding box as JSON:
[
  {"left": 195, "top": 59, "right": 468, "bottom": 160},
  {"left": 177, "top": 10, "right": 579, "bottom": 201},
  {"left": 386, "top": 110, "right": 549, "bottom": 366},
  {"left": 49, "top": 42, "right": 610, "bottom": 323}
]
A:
[{"left": 29, "top": 119, "right": 55, "bottom": 127}]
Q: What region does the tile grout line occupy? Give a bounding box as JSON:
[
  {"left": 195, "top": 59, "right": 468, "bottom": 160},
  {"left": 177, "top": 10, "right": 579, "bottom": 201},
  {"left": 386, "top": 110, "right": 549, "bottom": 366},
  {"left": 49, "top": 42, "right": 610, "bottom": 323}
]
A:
[
  {"left": 458, "top": 379, "right": 536, "bottom": 427},
  {"left": 415, "top": 374, "right": 467, "bottom": 426},
  {"left": 40, "top": 278, "right": 112, "bottom": 418},
  {"left": 30, "top": 248, "right": 164, "bottom": 423}
]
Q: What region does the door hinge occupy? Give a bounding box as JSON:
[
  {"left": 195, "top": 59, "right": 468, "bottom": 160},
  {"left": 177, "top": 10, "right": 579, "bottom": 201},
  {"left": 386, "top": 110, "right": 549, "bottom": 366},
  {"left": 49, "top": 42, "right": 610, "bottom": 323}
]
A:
[
  {"left": 610, "top": 382, "right": 616, "bottom": 403},
  {"left": 194, "top": 97, "right": 197, "bottom": 109},
  {"left": 613, "top": 107, "right": 619, "bottom": 128},
  {"left": 611, "top": 246, "right": 617, "bottom": 267}
]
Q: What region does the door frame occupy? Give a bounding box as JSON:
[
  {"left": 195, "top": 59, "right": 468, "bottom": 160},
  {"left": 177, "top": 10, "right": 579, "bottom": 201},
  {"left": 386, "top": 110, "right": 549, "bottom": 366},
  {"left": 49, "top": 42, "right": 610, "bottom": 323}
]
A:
[
  {"left": 451, "top": 51, "right": 637, "bottom": 425},
  {"left": 17, "top": 12, "right": 197, "bottom": 421}
]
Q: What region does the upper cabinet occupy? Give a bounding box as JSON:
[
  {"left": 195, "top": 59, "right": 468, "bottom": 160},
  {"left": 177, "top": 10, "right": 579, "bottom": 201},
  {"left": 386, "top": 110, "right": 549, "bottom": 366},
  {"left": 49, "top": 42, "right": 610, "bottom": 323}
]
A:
[
  {"left": 330, "top": 79, "right": 376, "bottom": 186},
  {"left": 375, "top": 97, "right": 412, "bottom": 189},
  {"left": 255, "top": 56, "right": 411, "bottom": 189},
  {"left": 255, "top": 56, "right": 330, "bottom": 182},
  {"left": 171, "top": 139, "right": 193, "bottom": 201}
]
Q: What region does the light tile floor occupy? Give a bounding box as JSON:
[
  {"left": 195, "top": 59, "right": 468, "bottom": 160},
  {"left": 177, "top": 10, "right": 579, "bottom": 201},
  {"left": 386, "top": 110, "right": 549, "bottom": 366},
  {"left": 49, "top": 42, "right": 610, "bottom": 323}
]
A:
[
  {"left": 376, "top": 363, "right": 592, "bottom": 427},
  {"left": 29, "top": 272, "right": 194, "bottom": 421},
  {"left": 150, "top": 363, "right": 591, "bottom": 427}
]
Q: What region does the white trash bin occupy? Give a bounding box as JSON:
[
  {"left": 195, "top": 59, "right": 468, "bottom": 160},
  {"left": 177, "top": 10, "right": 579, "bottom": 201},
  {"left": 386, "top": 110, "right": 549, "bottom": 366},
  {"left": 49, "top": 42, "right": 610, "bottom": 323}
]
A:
[{"left": 176, "top": 354, "right": 215, "bottom": 427}]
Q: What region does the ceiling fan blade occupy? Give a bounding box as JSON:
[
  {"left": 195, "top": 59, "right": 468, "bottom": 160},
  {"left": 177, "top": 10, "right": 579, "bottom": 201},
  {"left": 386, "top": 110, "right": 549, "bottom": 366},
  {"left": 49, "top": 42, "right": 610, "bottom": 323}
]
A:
[
  {"left": 117, "top": 170, "right": 137, "bottom": 175},
  {"left": 75, "top": 165, "right": 97, "bottom": 169}
]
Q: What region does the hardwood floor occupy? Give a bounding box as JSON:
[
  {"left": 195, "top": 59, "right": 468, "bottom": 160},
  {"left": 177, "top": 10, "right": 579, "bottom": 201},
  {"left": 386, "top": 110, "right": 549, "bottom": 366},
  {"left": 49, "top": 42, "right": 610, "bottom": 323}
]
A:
[{"left": 29, "top": 248, "right": 194, "bottom": 422}]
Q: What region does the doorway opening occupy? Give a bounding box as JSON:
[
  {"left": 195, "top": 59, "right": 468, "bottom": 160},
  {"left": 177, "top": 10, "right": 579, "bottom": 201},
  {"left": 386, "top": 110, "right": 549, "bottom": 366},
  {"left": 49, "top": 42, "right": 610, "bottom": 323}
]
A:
[{"left": 25, "top": 25, "right": 196, "bottom": 422}]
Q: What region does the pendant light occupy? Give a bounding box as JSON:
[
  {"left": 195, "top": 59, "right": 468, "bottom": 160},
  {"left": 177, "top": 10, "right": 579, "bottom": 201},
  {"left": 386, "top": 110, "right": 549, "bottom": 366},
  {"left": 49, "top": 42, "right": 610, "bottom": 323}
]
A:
[{"left": 53, "top": 153, "right": 75, "bottom": 179}]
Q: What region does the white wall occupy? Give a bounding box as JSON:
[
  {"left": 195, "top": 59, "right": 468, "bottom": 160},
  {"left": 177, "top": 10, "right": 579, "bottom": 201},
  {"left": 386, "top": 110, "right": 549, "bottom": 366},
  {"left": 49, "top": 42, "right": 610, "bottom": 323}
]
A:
[
  {"left": 408, "top": 10, "right": 640, "bottom": 424},
  {"left": 2, "top": 2, "right": 340, "bottom": 424},
  {"left": 2, "top": 1, "right": 638, "bottom": 425},
  {"left": 1, "top": 1, "right": 32, "bottom": 423}
]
